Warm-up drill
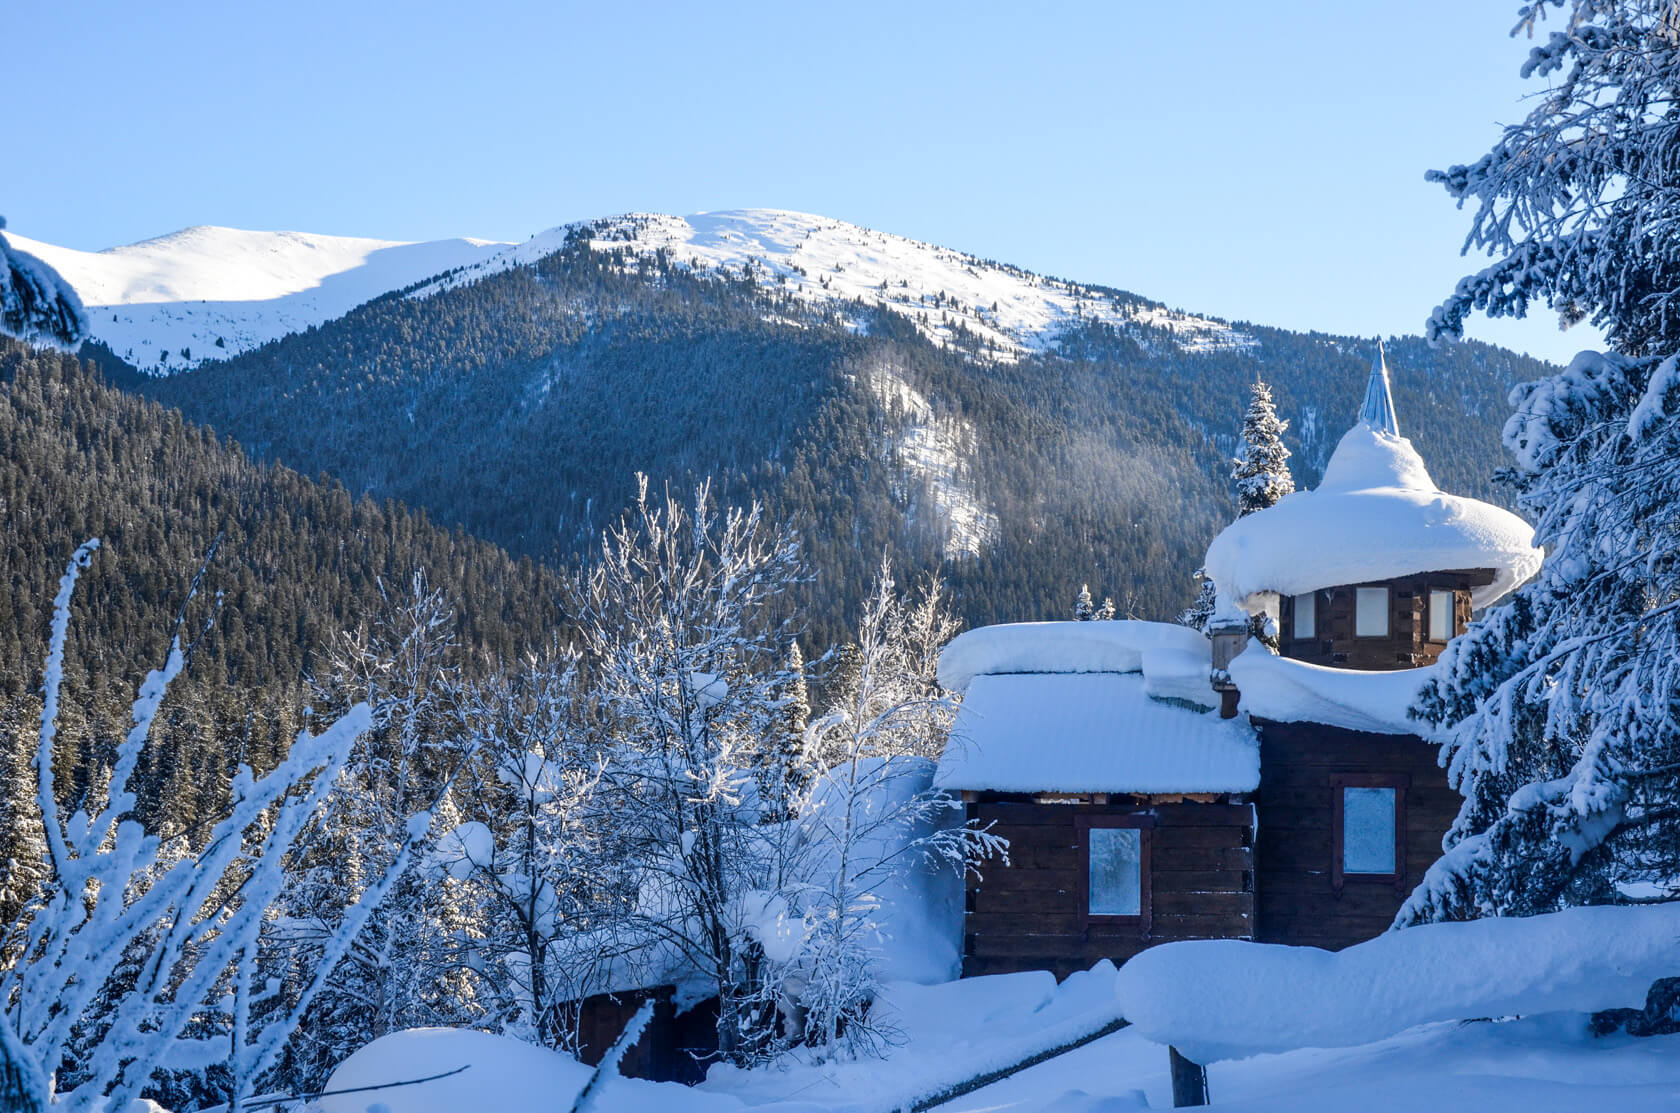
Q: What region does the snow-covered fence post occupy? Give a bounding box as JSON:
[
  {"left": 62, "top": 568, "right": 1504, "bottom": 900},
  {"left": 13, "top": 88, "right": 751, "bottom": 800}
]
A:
[{"left": 1168, "top": 1046, "right": 1208, "bottom": 1107}]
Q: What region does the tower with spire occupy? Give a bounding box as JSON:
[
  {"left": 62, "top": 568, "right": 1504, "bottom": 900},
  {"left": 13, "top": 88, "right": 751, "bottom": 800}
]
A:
[{"left": 1202, "top": 341, "right": 1541, "bottom": 670}]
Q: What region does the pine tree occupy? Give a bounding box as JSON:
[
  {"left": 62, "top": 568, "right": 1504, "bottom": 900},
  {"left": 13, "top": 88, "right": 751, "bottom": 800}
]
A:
[
  {"left": 0, "top": 697, "right": 46, "bottom": 947},
  {"left": 1072, "top": 584, "right": 1095, "bottom": 621},
  {"left": 1398, "top": 0, "right": 1680, "bottom": 1036},
  {"left": 1231, "top": 379, "right": 1294, "bottom": 517}
]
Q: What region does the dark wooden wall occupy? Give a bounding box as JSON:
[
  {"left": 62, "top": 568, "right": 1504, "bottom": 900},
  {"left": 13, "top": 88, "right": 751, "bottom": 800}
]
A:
[
  {"left": 962, "top": 798, "right": 1254, "bottom": 979},
  {"left": 575, "top": 987, "right": 718, "bottom": 1083},
  {"left": 1279, "top": 570, "right": 1486, "bottom": 671},
  {"left": 1252, "top": 718, "right": 1458, "bottom": 949}
]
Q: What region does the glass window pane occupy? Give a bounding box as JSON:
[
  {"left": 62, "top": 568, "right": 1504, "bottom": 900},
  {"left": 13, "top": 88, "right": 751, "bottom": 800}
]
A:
[
  {"left": 1293, "top": 593, "right": 1316, "bottom": 639},
  {"left": 1355, "top": 588, "right": 1389, "bottom": 636},
  {"left": 1343, "top": 787, "right": 1396, "bottom": 874},
  {"left": 1430, "top": 590, "right": 1454, "bottom": 641},
  {"left": 1089, "top": 827, "right": 1141, "bottom": 915}
]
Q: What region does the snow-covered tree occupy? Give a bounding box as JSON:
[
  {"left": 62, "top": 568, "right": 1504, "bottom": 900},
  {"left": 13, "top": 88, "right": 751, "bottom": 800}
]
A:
[
  {"left": 1232, "top": 379, "right": 1293, "bottom": 517},
  {"left": 1424, "top": 1, "right": 1680, "bottom": 357},
  {"left": 274, "top": 571, "right": 468, "bottom": 1088},
  {"left": 0, "top": 542, "right": 422, "bottom": 1113},
  {"left": 1177, "top": 569, "right": 1217, "bottom": 632},
  {"left": 788, "top": 563, "right": 1005, "bottom": 1058},
  {"left": 1399, "top": 349, "right": 1680, "bottom": 927},
  {"left": 1398, "top": 0, "right": 1680, "bottom": 1033},
  {"left": 578, "top": 476, "right": 800, "bottom": 1064},
  {"left": 0, "top": 698, "right": 46, "bottom": 948},
  {"left": 0, "top": 219, "right": 84, "bottom": 348},
  {"left": 436, "top": 648, "right": 615, "bottom": 1051},
  {"left": 1072, "top": 584, "right": 1095, "bottom": 621}
]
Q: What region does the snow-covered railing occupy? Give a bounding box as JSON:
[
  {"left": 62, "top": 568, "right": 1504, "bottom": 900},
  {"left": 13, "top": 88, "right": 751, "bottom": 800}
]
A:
[{"left": 1115, "top": 903, "right": 1680, "bottom": 1068}]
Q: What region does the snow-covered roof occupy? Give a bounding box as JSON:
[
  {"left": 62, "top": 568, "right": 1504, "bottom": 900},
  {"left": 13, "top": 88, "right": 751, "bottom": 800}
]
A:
[
  {"left": 1227, "top": 644, "right": 1435, "bottom": 736},
  {"left": 937, "top": 620, "right": 1210, "bottom": 694},
  {"left": 1204, "top": 364, "right": 1542, "bottom": 608},
  {"left": 936, "top": 672, "right": 1258, "bottom": 794}
]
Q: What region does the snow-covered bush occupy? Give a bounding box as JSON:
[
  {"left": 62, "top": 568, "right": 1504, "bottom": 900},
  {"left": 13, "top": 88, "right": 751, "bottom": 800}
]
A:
[{"left": 0, "top": 543, "right": 422, "bottom": 1112}]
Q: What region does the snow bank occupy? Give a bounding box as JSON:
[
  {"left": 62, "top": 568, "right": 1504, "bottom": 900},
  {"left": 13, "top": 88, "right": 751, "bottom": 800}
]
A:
[
  {"left": 319, "top": 1027, "right": 747, "bottom": 1113},
  {"left": 938, "top": 672, "right": 1258, "bottom": 794},
  {"left": 1115, "top": 902, "right": 1680, "bottom": 1064},
  {"left": 700, "top": 963, "right": 1125, "bottom": 1113},
  {"left": 1140, "top": 647, "right": 1219, "bottom": 710},
  {"left": 1204, "top": 423, "right": 1541, "bottom": 609},
  {"left": 1228, "top": 644, "right": 1435, "bottom": 736},
  {"left": 937, "top": 620, "right": 1209, "bottom": 694}
]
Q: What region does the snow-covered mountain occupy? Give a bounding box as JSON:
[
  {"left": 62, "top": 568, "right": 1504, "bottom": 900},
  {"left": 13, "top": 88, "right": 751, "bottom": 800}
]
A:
[
  {"left": 419, "top": 209, "right": 1255, "bottom": 362},
  {"left": 16, "top": 210, "right": 1254, "bottom": 374},
  {"left": 6, "top": 225, "right": 508, "bottom": 373}
]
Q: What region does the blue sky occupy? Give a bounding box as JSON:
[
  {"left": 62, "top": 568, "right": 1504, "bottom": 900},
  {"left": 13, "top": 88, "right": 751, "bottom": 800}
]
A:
[{"left": 11, "top": 0, "right": 1599, "bottom": 364}]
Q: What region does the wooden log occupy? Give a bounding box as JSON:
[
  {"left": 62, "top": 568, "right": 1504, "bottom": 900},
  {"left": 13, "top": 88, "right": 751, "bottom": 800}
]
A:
[{"left": 1169, "top": 1045, "right": 1208, "bottom": 1107}]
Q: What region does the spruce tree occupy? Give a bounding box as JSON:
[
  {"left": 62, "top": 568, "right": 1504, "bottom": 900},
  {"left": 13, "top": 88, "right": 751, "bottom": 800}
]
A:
[
  {"left": 1072, "top": 584, "right": 1095, "bottom": 621},
  {"left": 1231, "top": 379, "right": 1294, "bottom": 517},
  {"left": 0, "top": 697, "right": 46, "bottom": 943},
  {"left": 1399, "top": 0, "right": 1680, "bottom": 1036}
]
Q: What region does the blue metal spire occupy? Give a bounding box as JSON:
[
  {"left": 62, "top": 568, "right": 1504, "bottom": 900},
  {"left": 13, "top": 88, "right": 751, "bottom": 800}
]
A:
[{"left": 1359, "top": 340, "right": 1400, "bottom": 436}]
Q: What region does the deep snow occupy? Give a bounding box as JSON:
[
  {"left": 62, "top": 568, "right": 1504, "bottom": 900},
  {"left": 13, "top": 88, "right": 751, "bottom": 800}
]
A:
[{"left": 7, "top": 226, "right": 507, "bottom": 372}]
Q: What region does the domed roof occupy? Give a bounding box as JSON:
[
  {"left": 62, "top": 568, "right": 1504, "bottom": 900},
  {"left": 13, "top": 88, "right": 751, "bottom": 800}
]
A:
[{"left": 1203, "top": 345, "right": 1542, "bottom": 609}]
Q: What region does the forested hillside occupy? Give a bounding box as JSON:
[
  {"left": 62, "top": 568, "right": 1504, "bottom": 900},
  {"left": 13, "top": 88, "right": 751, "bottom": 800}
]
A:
[
  {"left": 108, "top": 223, "right": 1556, "bottom": 644},
  {"left": 0, "top": 337, "right": 565, "bottom": 836}
]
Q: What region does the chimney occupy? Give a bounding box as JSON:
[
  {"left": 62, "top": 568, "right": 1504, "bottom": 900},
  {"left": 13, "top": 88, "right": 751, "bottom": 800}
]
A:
[{"left": 1208, "top": 614, "right": 1250, "bottom": 720}]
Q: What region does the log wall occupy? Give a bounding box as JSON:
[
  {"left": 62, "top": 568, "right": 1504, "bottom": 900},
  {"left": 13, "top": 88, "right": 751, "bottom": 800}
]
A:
[
  {"left": 1252, "top": 718, "right": 1458, "bottom": 949},
  {"left": 962, "top": 798, "right": 1254, "bottom": 979},
  {"left": 1279, "top": 570, "right": 1487, "bottom": 670}
]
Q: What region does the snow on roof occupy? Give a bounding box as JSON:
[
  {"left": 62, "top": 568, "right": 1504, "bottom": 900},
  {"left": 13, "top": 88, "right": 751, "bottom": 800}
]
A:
[
  {"left": 1204, "top": 420, "right": 1542, "bottom": 609},
  {"left": 936, "top": 672, "right": 1258, "bottom": 794},
  {"left": 937, "top": 620, "right": 1210, "bottom": 694},
  {"left": 1228, "top": 644, "right": 1434, "bottom": 736},
  {"left": 1115, "top": 901, "right": 1680, "bottom": 1064}
]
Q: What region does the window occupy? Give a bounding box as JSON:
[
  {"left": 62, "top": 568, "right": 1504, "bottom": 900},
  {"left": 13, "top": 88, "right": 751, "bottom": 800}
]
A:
[
  {"left": 1355, "top": 587, "right": 1389, "bottom": 637},
  {"left": 1331, "top": 773, "right": 1409, "bottom": 893},
  {"left": 1292, "top": 592, "right": 1316, "bottom": 640},
  {"left": 1077, "top": 815, "right": 1152, "bottom": 929},
  {"left": 1429, "top": 590, "right": 1454, "bottom": 642}
]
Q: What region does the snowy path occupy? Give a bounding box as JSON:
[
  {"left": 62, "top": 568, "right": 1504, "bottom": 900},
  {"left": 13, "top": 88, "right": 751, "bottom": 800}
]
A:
[{"left": 932, "top": 1017, "right": 1680, "bottom": 1113}]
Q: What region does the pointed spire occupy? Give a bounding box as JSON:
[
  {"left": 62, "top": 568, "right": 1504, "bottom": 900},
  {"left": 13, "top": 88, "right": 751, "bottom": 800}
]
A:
[{"left": 1359, "top": 339, "right": 1400, "bottom": 436}]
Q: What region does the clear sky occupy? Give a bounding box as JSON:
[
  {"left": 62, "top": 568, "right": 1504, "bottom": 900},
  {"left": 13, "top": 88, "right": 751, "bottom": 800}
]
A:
[{"left": 10, "top": 0, "right": 1601, "bottom": 364}]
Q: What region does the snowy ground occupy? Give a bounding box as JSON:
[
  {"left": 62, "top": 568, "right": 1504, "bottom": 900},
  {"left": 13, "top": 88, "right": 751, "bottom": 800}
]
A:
[
  {"left": 934, "top": 1015, "right": 1680, "bottom": 1113},
  {"left": 308, "top": 964, "right": 1680, "bottom": 1113}
]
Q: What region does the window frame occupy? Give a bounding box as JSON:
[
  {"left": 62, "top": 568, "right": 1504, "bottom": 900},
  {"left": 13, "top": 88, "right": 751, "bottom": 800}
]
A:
[
  {"left": 1428, "top": 589, "right": 1455, "bottom": 644},
  {"left": 1330, "top": 772, "right": 1409, "bottom": 894},
  {"left": 1354, "top": 586, "right": 1391, "bottom": 638},
  {"left": 1076, "top": 813, "right": 1154, "bottom": 933},
  {"left": 1291, "top": 591, "right": 1317, "bottom": 641}
]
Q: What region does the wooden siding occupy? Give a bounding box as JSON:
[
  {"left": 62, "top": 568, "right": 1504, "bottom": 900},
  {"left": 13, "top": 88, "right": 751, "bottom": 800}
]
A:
[
  {"left": 1252, "top": 718, "right": 1458, "bottom": 950},
  {"left": 1280, "top": 570, "right": 1488, "bottom": 670},
  {"left": 962, "top": 799, "right": 1254, "bottom": 979},
  {"left": 575, "top": 987, "right": 718, "bottom": 1083}
]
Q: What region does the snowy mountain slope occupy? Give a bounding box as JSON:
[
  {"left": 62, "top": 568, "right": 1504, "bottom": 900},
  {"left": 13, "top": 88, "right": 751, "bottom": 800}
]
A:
[
  {"left": 8, "top": 225, "right": 508, "bottom": 372},
  {"left": 415, "top": 209, "right": 1256, "bottom": 361}
]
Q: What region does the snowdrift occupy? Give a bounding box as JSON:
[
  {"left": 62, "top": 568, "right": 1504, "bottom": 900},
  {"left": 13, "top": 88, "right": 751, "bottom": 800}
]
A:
[
  {"left": 1115, "top": 902, "right": 1680, "bottom": 1063},
  {"left": 1227, "top": 643, "right": 1436, "bottom": 736},
  {"left": 319, "top": 1027, "right": 746, "bottom": 1113}
]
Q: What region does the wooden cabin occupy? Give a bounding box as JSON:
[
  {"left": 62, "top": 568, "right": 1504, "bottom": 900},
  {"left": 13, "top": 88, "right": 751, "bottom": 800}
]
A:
[
  {"left": 934, "top": 639, "right": 1261, "bottom": 979},
  {"left": 937, "top": 346, "right": 1544, "bottom": 976}
]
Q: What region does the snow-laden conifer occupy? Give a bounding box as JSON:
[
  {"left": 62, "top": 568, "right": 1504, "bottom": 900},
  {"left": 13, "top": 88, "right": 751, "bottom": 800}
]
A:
[
  {"left": 1232, "top": 379, "right": 1294, "bottom": 517},
  {"left": 0, "top": 219, "right": 84, "bottom": 349}
]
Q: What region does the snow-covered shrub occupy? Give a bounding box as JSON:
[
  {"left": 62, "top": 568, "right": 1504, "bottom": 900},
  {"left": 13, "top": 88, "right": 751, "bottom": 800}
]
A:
[{"left": 0, "top": 543, "right": 423, "bottom": 1112}]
